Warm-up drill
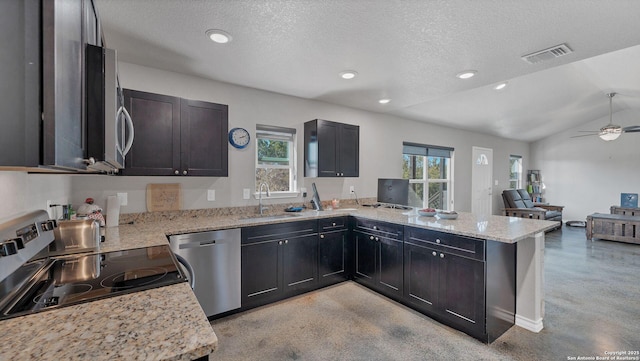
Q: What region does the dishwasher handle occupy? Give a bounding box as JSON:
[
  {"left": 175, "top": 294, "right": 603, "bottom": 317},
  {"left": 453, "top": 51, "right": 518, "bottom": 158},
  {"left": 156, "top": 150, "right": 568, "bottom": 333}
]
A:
[{"left": 174, "top": 253, "right": 195, "bottom": 290}]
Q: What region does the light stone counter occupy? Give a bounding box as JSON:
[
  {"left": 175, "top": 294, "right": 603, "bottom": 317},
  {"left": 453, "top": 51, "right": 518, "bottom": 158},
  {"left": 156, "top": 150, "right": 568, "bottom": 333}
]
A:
[{"left": 0, "top": 283, "right": 216, "bottom": 361}]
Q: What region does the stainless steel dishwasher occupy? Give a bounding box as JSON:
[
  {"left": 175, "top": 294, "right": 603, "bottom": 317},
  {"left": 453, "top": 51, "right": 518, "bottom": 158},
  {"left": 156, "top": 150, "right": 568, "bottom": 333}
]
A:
[{"left": 169, "top": 228, "right": 241, "bottom": 317}]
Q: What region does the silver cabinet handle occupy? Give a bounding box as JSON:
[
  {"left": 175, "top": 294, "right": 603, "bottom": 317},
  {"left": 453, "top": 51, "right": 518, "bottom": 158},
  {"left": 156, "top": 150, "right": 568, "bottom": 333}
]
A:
[
  {"left": 440, "top": 253, "right": 445, "bottom": 258},
  {"left": 370, "top": 236, "right": 374, "bottom": 240},
  {"left": 373, "top": 226, "right": 378, "bottom": 230},
  {"left": 320, "top": 234, "right": 325, "bottom": 239},
  {"left": 285, "top": 240, "right": 289, "bottom": 244},
  {"left": 183, "top": 170, "right": 187, "bottom": 175},
  {"left": 174, "top": 170, "right": 179, "bottom": 175},
  {"left": 436, "top": 239, "right": 441, "bottom": 244},
  {"left": 375, "top": 237, "right": 379, "bottom": 241},
  {"left": 332, "top": 222, "right": 336, "bottom": 226},
  {"left": 279, "top": 241, "right": 283, "bottom": 245},
  {"left": 432, "top": 251, "right": 437, "bottom": 256}
]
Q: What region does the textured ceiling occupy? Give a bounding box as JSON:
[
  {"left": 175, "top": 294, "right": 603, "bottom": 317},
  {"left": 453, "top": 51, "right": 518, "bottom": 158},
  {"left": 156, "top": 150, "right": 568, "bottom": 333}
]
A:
[{"left": 94, "top": 0, "right": 640, "bottom": 142}]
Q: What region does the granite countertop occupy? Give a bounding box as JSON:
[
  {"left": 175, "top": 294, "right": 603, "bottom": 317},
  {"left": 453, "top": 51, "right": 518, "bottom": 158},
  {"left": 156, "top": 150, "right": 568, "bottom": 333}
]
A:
[
  {"left": 0, "top": 206, "right": 556, "bottom": 361},
  {"left": 102, "top": 206, "right": 558, "bottom": 251},
  {"left": 0, "top": 283, "right": 216, "bottom": 361}
]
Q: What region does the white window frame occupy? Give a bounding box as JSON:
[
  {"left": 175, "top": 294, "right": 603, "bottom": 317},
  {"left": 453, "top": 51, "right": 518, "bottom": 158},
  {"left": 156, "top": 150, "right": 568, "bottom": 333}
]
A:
[
  {"left": 509, "top": 155, "right": 522, "bottom": 189},
  {"left": 255, "top": 125, "right": 298, "bottom": 198},
  {"left": 403, "top": 142, "right": 454, "bottom": 210}
]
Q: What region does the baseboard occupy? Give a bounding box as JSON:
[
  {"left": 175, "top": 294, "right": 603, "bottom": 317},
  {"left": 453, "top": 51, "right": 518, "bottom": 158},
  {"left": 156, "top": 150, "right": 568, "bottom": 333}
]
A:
[{"left": 515, "top": 314, "right": 543, "bottom": 333}]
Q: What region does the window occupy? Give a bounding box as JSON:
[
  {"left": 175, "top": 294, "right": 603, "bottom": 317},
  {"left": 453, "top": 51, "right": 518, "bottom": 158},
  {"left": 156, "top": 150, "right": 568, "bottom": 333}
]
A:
[
  {"left": 256, "top": 125, "right": 297, "bottom": 194},
  {"left": 402, "top": 142, "right": 454, "bottom": 210},
  {"left": 509, "top": 155, "right": 522, "bottom": 189}
]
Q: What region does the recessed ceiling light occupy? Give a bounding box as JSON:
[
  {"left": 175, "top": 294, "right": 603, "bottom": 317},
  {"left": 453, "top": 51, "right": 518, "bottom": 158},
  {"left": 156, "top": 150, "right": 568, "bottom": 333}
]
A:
[
  {"left": 339, "top": 70, "right": 358, "bottom": 80},
  {"left": 456, "top": 70, "right": 477, "bottom": 79},
  {"left": 494, "top": 82, "right": 508, "bottom": 90},
  {"left": 378, "top": 98, "right": 391, "bottom": 104},
  {"left": 205, "top": 29, "right": 232, "bottom": 44}
]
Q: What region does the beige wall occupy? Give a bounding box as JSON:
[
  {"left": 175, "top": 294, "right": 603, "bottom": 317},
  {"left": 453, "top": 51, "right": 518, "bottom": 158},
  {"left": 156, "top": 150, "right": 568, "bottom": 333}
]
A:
[
  {"left": 0, "top": 172, "right": 72, "bottom": 220},
  {"left": 70, "top": 62, "right": 530, "bottom": 215},
  {"left": 531, "top": 108, "right": 640, "bottom": 221}
]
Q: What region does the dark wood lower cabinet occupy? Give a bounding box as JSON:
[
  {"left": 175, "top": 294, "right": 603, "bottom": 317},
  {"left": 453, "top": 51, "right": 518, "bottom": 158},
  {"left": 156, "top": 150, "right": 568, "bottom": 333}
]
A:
[
  {"left": 239, "top": 218, "right": 515, "bottom": 343},
  {"left": 352, "top": 218, "right": 404, "bottom": 301},
  {"left": 241, "top": 220, "right": 318, "bottom": 309}
]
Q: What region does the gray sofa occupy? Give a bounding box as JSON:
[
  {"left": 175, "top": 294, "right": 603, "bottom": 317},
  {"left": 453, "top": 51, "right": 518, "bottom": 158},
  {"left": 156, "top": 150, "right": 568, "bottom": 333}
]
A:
[{"left": 502, "top": 189, "right": 563, "bottom": 227}]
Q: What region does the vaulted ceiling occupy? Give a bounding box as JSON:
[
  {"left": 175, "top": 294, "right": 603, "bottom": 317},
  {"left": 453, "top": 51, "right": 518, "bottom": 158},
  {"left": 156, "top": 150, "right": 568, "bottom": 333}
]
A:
[{"left": 95, "top": 0, "right": 640, "bottom": 142}]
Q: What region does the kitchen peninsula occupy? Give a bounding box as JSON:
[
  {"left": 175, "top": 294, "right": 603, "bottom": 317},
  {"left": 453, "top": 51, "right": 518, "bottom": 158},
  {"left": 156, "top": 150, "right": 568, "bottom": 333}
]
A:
[{"left": 0, "top": 207, "right": 556, "bottom": 360}]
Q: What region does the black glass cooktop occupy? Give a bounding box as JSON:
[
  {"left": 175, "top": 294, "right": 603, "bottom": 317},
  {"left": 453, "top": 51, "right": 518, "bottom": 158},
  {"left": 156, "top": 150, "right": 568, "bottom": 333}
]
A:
[{"left": 0, "top": 245, "right": 185, "bottom": 320}]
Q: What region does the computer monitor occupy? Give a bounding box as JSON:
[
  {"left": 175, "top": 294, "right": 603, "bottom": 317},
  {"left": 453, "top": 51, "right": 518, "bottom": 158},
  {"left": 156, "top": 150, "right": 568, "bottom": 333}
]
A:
[{"left": 377, "top": 178, "right": 409, "bottom": 206}]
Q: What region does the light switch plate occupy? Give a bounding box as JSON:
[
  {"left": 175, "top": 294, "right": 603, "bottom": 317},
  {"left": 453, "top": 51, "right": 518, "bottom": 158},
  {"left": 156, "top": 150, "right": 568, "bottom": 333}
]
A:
[
  {"left": 207, "top": 189, "right": 216, "bottom": 201},
  {"left": 243, "top": 188, "right": 251, "bottom": 200},
  {"left": 117, "top": 192, "right": 128, "bottom": 206}
]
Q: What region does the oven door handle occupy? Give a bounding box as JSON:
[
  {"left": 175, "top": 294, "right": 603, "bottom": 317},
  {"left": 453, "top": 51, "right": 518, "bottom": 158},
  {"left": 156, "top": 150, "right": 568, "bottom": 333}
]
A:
[{"left": 174, "top": 254, "right": 195, "bottom": 290}]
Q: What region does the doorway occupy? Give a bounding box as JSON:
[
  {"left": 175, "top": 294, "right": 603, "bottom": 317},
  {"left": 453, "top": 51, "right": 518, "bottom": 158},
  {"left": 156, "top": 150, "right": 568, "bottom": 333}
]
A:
[{"left": 472, "top": 146, "right": 493, "bottom": 216}]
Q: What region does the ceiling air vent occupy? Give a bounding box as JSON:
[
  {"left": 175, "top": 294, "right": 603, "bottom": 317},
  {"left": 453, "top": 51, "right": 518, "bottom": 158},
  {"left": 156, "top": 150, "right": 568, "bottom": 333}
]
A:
[{"left": 521, "top": 43, "right": 572, "bottom": 64}]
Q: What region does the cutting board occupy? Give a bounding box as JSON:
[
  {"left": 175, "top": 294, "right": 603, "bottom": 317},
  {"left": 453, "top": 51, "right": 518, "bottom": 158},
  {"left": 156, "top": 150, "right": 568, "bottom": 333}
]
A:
[{"left": 146, "top": 183, "right": 182, "bottom": 212}]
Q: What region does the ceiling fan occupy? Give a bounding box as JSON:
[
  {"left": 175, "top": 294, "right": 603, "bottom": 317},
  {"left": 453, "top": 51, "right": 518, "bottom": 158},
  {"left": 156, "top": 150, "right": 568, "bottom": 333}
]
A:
[{"left": 572, "top": 92, "right": 640, "bottom": 141}]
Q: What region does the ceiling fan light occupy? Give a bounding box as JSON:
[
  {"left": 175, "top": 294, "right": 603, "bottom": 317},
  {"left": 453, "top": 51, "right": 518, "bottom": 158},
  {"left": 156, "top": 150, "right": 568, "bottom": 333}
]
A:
[{"left": 599, "top": 125, "right": 622, "bottom": 141}]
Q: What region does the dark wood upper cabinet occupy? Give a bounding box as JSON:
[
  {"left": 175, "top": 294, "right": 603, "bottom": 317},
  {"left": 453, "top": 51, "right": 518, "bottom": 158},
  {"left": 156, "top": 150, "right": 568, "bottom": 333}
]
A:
[
  {"left": 304, "top": 119, "right": 359, "bottom": 177},
  {"left": 180, "top": 99, "right": 228, "bottom": 176},
  {"left": 120, "top": 89, "right": 228, "bottom": 176}
]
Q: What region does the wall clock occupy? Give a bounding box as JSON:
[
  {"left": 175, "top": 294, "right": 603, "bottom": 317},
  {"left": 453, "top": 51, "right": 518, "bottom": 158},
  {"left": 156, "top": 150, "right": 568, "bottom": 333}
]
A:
[{"left": 228, "top": 127, "right": 250, "bottom": 149}]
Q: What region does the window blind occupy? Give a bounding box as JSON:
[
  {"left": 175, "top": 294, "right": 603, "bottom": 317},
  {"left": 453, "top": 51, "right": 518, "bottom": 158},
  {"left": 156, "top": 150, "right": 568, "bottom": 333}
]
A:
[{"left": 402, "top": 142, "right": 453, "bottom": 158}]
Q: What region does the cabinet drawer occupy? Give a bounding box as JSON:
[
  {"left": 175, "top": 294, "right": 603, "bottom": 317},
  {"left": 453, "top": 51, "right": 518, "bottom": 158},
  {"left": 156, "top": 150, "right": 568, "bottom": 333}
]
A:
[
  {"left": 352, "top": 218, "right": 403, "bottom": 239},
  {"left": 405, "top": 227, "right": 485, "bottom": 261},
  {"left": 242, "top": 220, "right": 318, "bottom": 245},
  {"left": 319, "top": 216, "right": 347, "bottom": 231}
]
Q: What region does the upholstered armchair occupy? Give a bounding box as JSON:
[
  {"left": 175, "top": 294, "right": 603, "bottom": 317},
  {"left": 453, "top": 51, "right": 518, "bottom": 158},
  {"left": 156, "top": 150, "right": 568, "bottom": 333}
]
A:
[{"left": 502, "top": 189, "right": 564, "bottom": 225}]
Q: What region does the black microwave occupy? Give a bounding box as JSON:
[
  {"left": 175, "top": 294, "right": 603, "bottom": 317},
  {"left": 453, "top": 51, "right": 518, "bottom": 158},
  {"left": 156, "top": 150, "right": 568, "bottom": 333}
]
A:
[{"left": 85, "top": 44, "right": 134, "bottom": 173}]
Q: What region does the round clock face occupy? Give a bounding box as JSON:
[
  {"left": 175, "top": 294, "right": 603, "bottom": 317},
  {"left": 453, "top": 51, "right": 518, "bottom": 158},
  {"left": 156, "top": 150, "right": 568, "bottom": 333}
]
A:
[{"left": 229, "top": 127, "right": 250, "bottom": 149}]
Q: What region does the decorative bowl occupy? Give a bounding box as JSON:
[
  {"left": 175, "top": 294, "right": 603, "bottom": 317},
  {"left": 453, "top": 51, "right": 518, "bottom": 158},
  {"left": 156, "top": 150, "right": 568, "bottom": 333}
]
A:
[
  {"left": 417, "top": 209, "right": 437, "bottom": 217},
  {"left": 436, "top": 210, "right": 458, "bottom": 220}
]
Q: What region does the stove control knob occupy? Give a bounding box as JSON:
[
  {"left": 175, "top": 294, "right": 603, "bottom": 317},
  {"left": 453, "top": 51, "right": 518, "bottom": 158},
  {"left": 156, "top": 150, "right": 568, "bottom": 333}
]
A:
[
  {"left": 0, "top": 241, "right": 18, "bottom": 257},
  {"left": 41, "top": 219, "right": 58, "bottom": 231},
  {"left": 9, "top": 237, "right": 25, "bottom": 249}
]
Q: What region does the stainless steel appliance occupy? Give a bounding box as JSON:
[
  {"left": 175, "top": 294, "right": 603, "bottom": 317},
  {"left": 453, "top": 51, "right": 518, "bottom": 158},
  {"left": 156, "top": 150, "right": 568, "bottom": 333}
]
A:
[
  {"left": 0, "top": 211, "right": 187, "bottom": 320},
  {"left": 169, "top": 228, "right": 241, "bottom": 317},
  {"left": 86, "top": 44, "right": 134, "bottom": 173},
  {"left": 47, "top": 219, "right": 101, "bottom": 256}
]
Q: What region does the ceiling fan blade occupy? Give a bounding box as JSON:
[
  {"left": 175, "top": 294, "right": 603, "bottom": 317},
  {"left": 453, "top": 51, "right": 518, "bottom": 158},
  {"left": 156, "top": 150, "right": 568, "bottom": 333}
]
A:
[
  {"left": 571, "top": 133, "right": 598, "bottom": 138},
  {"left": 623, "top": 125, "right": 640, "bottom": 133}
]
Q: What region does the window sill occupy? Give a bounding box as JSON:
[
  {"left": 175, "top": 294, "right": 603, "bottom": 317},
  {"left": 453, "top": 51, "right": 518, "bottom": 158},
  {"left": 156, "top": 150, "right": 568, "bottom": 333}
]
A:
[{"left": 253, "top": 191, "right": 299, "bottom": 200}]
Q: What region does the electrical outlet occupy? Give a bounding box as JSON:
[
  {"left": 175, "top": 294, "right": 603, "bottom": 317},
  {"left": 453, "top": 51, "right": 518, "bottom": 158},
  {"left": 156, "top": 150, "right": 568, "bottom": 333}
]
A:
[
  {"left": 350, "top": 186, "right": 355, "bottom": 194},
  {"left": 207, "top": 189, "right": 216, "bottom": 201},
  {"left": 243, "top": 188, "right": 251, "bottom": 200},
  {"left": 300, "top": 187, "right": 307, "bottom": 198},
  {"left": 117, "top": 193, "right": 128, "bottom": 206}
]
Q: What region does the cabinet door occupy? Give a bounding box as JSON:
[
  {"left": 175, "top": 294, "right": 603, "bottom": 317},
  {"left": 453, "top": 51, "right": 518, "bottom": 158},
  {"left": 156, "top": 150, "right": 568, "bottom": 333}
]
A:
[
  {"left": 121, "top": 90, "right": 181, "bottom": 175},
  {"left": 241, "top": 240, "right": 283, "bottom": 308},
  {"left": 440, "top": 252, "right": 485, "bottom": 334},
  {"left": 338, "top": 124, "right": 359, "bottom": 177},
  {"left": 318, "top": 230, "right": 348, "bottom": 286},
  {"left": 404, "top": 242, "right": 440, "bottom": 314},
  {"left": 353, "top": 230, "right": 377, "bottom": 288},
  {"left": 180, "top": 99, "right": 228, "bottom": 176},
  {"left": 283, "top": 233, "right": 318, "bottom": 294},
  {"left": 317, "top": 120, "right": 339, "bottom": 177},
  {"left": 377, "top": 236, "right": 403, "bottom": 298}
]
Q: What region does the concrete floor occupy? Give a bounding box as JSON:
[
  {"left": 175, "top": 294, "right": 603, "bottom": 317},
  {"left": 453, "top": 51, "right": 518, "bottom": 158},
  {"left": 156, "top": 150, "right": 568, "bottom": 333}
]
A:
[{"left": 210, "top": 226, "right": 640, "bottom": 360}]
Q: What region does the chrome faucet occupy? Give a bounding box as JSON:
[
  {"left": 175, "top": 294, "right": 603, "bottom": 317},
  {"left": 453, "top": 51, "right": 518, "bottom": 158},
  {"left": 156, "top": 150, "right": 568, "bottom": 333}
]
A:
[{"left": 259, "top": 182, "right": 270, "bottom": 215}]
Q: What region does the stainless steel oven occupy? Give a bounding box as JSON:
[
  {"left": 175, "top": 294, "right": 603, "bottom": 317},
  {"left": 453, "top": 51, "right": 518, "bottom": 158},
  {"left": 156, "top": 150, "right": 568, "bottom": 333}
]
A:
[{"left": 0, "top": 211, "right": 186, "bottom": 320}]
